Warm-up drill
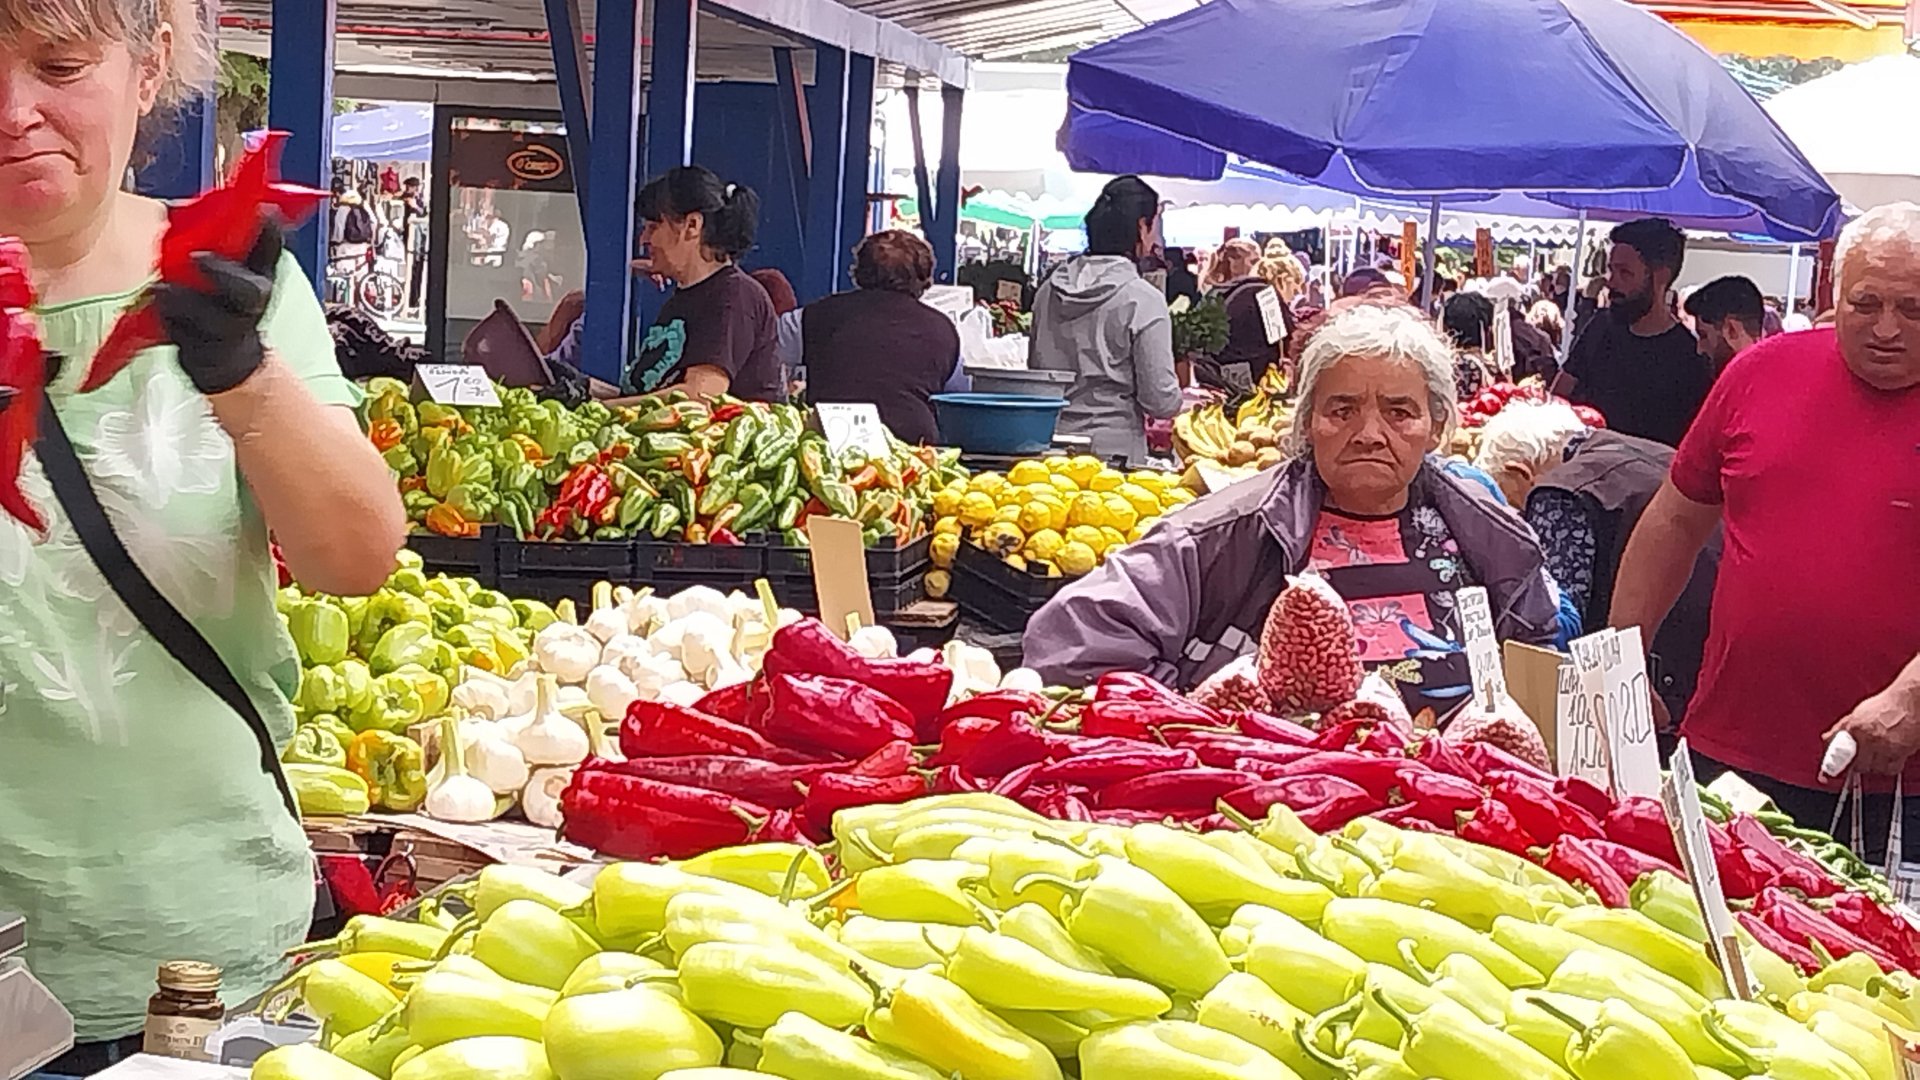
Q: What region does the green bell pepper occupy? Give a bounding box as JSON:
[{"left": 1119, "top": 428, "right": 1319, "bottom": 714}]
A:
[
  {"left": 335, "top": 660, "right": 376, "bottom": 718},
  {"left": 697, "top": 476, "right": 739, "bottom": 518},
  {"left": 512, "top": 599, "right": 558, "bottom": 633},
  {"left": 722, "top": 411, "right": 760, "bottom": 460},
  {"left": 285, "top": 722, "right": 349, "bottom": 769},
  {"left": 298, "top": 664, "right": 347, "bottom": 716},
  {"left": 733, "top": 483, "right": 774, "bottom": 534},
  {"left": 425, "top": 445, "right": 462, "bottom": 499},
  {"left": 345, "top": 731, "right": 428, "bottom": 812},
  {"left": 382, "top": 445, "right": 418, "bottom": 476},
  {"left": 389, "top": 663, "right": 450, "bottom": 718},
  {"left": 349, "top": 673, "right": 427, "bottom": 734},
  {"left": 368, "top": 622, "right": 435, "bottom": 676},
  {"left": 287, "top": 599, "right": 350, "bottom": 667}
]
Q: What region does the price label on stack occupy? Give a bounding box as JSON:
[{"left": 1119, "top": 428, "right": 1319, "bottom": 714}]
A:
[
  {"left": 416, "top": 363, "right": 502, "bottom": 407},
  {"left": 1665, "top": 739, "right": 1754, "bottom": 1000},
  {"left": 815, "top": 402, "right": 891, "bottom": 459},
  {"left": 1455, "top": 586, "right": 1505, "bottom": 709}
]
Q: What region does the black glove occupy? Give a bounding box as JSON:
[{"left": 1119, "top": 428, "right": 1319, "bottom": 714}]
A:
[{"left": 153, "top": 216, "right": 283, "bottom": 395}]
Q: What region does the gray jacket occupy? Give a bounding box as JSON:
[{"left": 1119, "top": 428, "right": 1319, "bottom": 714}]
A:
[
  {"left": 1028, "top": 256, "right": 1181, "bottom": 465},
  {"left": 1024, "top": 457, "right": 1561, "bottom": 689}
]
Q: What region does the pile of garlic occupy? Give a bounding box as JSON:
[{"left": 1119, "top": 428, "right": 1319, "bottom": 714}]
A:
[{"left": 425, "top": 581, "right": 805, "bottom": 827}]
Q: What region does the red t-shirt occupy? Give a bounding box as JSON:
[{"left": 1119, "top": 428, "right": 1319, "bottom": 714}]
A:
[{"left": 1670, "top": 328, "right": 1920, "bottom": 788}]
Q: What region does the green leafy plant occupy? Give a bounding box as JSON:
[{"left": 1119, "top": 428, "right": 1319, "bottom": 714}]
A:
[{"left": 1168, "top": 295, "right": 1229, "bottom": 357}]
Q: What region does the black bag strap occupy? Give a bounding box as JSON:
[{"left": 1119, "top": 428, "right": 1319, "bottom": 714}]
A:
[{"left": 34, "top": 396, "right": 301, "bottom": 822}]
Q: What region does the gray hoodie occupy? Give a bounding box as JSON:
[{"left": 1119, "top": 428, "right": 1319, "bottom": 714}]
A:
[{"left": 1028, "top": 256, "right": 1181, "bottom": 464}]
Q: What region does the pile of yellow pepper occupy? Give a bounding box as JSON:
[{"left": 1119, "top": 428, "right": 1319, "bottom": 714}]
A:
[{"left": 255, "top": 793, "right": 1916, "bottom": 1080}]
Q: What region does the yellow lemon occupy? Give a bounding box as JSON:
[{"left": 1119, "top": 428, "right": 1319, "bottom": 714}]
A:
[
  {"left": 1003, "top": 554, "right": 1029, "bottom": 572},
  {"left": 924, "top": 569, "right": 951, "bottom": 599},
  {"left": 1100, "top": 494, "right": 1138, "bottom": 533},
  {"left": 980, "top": 522, "right": 1025, "bottom": 557},
  {"left": 1048, "top": 473, "right": 1082, "bottom": 496},
  {"left": 1023, "top": 528, "right": 1065, "bottom": 565},
  {"left": 1043, "top": 499, "right": 1069, "bottom": 532},
  {"left": 1162, "top": 488, "right": 1197, "bottom": 508},
  {"left": 1033, "top": 560, "right": 1063, "bottom": 578},
  {"left": 969, "top": 472, "right": 1008, "bottom": 498},
  {"left": 1065, "top": 492, "right": 1108, "bottom": 530},
  {"left": 1117, "top": 483, "right": 1161, "bottom": 520},
  {"left": 1129, "top": 469, "right": 1172, "bottom": 492},
  {"left": 933, "top": 515, "right": 963, "bottom": 537},
  {"left": 930, "top": 532, "right": 960, "bottom": 569},
  {"left": 1008, "top": 460, "right": 1050, "bottom": 486},
  {"left": 1100, "top": 526, "right": 1129, "bottom": 553},
  {"left": 993, "top": 504, "right": 1024, "bottom": 526},
  {"left": 1066, "top": 524, "right": 1107, "bottom": 556},
  {"left": 958, "top": 491, "right": 998, "bottom": 529},
  {"left": 1088, "top": 467, "right": 1125, "bottom": 493},
  {"left": 1127, "top": 523, "right": 1147, "bottom": 543},
  {"left": 1017, "top": 501, "right": 1053, "bottom": 535},
  {"left": 1059, "top": 455, "right": 1103, "bottom": 487},
  {"left": 931, "top": 486, "right": 962, "bottom": 518},
  {"left": 1056, "top": 541, "right": 1098, "bottom": 577}
]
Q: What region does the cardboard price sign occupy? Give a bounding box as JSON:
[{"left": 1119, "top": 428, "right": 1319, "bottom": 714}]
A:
[
  {"left": 1454, "top": 587, "right": 1505, "bottom": 709},
  {"left": 806, "top": 515, "right": 874, "bottom": 638},
  {"left": 1665, "top": 738, "right": 1753, "bottom": 1000},
  {"left": 415, "top": 363, "right": 501, "bottom": 407}
]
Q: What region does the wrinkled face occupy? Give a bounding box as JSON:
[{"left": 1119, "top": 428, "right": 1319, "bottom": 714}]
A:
[
  {"left": 640, "top": 210, "right": 705, "bottom": 281},
  {"left": 1308, "top": 352, "right": 1440, "bottom": 513},
  {"left": 0, "top": 28, "right": 163, "bottom": 243},
  {"left": 1606, "top": 244, "right": 1657, "bottom": 321},
  {"left": 1836, "top": 238, "right": 1920, "bottom": 391}
]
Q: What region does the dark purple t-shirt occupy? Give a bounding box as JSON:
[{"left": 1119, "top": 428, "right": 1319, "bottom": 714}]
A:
[{"left": 628, "top": 264, "right": 783, "bottom": 401}]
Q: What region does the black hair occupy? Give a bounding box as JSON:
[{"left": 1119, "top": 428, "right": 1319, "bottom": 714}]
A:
[
  {"left": 1442, "top": 292, "right": 1495, "bottom": 350},
  {"left": 1684, "top": 275, "right": 1765, "bottom": 337},
  {"left": 637, "top": 165, "right": 760, "bottom": 259},
  {"left": 1084, "top": 175, "right": 1159, "bottom": 257},
  {"left": 1609, "top": 217, "right": 1686, "bottom": 283}
]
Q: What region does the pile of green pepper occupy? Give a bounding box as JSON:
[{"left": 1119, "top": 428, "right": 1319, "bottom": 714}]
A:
[{"left": 362, "top": 379, "right": 967, "bottom": 548}]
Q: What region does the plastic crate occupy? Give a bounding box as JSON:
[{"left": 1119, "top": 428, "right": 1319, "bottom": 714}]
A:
[
  {"left": 635, "top": 535, "right": 769, "bottom": 577},
  {"left": 765, "top": 532, "right": 933, "bottom": 580},
  {"left": 496, "top": 536, "right": 635, "bottom": 579},
  {"left": 405, "top": 529, "right": 498, "bottom": 582},
  {"left": 768, "top": 570, "right": 927, "bottom": 616},
  {"left": 949, "top": 542, "right": 1068, "bottom": 633},
  {"left": 489, "top": 573, "right": 602, "bottom": 608}
]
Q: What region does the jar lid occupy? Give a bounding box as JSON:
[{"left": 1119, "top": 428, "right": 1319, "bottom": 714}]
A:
[{"left": 157, "top": 960, "right": 223, "bottom": 993}]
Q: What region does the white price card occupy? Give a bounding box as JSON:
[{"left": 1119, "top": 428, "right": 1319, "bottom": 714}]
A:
[
  {"left": 1455, "top": 586, "right": 1505, "bottom": 709},
  {"left": 1568, "top": 630, "right": 1618, "bottom": 792},
  {"left": 1665, "top": 738, "right": 1754, "bottom": 1000},
  {"left": 1555, "top": 660, "right": 1611, "bottom": 787},
  {"left": 1887, "top": 1027, "right": 1920, "bottom": 1080},
  {"left": 415, "top": 363, "right": 501, "bottom": 407},
  {"left": 1257, "top": 285, "right": 1287, "bottom": 345},
  {"left": 1604, "top": 627, "right": 1662, "bottom": 799},
  {"left": 814, "top": 402, "right": 891, "bottom": 459}
]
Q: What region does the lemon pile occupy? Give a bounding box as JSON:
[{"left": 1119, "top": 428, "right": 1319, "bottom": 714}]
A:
[{"left": 926, "top": 456, "right": 1193, "bottom": 594}]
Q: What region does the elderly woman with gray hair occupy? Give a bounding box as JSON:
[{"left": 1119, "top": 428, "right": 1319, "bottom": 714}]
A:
[{"left": 1026, "top": 303, "right": 1559, "bottom": 714}]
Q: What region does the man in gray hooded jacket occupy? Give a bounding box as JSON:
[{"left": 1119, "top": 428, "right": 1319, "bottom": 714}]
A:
[{"left": 1030, "top": 176, "right": 1182, "bottom": 464}]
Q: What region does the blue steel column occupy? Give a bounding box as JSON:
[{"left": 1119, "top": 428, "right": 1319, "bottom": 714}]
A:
[
  {"left": 135, "top": 96, "right": 215, "bottom": 199},
  {"left": 771, "top": 47, "right": 811, "bottom": 264},
  {"left": 904, "top": 85, "right": 934, "bottom": 252},
  {"left": 633, "top": 0, "right": 700, "bottom": 343},
  {"left": 803, "top": 44, "right": 848, "bottom": 302},
  {"left": 838, "top": 53, "right": 875, "bottom": 290},
  {"left": 930, "top": 84, "right": 965, "bottom": 283},
  {"left": 267, "top": 0, "right": 336, "bottom": 295},
  {"left": 542, "top": 0, "right": 593, "bottom": 229},
  {"left": 580, "top": 0, "right": 645, "bottom": 387}
]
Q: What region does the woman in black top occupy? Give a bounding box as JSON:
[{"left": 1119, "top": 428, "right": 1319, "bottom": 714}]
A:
[
  {"left": 626, "top": 166, "right": 783, "bottom": 401},
  {"left": 800, "top": 230, "right": 960, "bottom": 444}
]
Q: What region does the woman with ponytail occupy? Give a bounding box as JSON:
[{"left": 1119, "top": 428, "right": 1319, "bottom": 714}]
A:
[
  {"left": 0, "top": 0, "right": 405, "bottom": 1069},
  {"left": 626, "top": 164, "right": 783, "bottom": 401}
]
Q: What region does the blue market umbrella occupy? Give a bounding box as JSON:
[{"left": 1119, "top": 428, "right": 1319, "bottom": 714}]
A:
[{"left": 1061, "top": 0, "right": 1842, "bottom": 241}]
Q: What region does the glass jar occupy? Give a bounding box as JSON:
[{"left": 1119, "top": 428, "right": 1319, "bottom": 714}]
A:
[{"left": 142, "top": 960, "right": 224, "bottom": 1062}]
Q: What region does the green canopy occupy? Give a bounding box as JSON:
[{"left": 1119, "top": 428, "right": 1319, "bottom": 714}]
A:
[{"left": 898, "top": 192, "right": 1084, "bottom": 231}]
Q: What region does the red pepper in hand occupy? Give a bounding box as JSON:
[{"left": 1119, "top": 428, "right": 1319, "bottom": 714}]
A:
[
  {"left": 763, "top": 620, "right": 952, "bottom": 738},
  {"left": 0, "top": 240, "right": 46, "bottom": 533},
  {"left": 1096, "top": 767, "right": 1257, "bottom": 812},
  {"left": 1552, "top": 775, "right": 1614, "bottom": 820},
  {"left": 1754, "top": 886, "right": 1905, "bottom": 972},
  {"left": 1234, "top": 710, "right": 1318, "bottom": 746},
  {"left": 1821, "top": 892, "right": 1920, "bottom": 972},
  {"left": 622, "top": 699, "right": 823, "bottom": 763},
  {"left": 1391, "top": 766, "right": 1483, "bottom": 828},
  {"left": 798, "top": 772, "right": 927, "bottom": 841},
  {"left": 764, "top": 672, "right": 917, "bottom": 759},
  {"left": 1580, "top": 838, "right": 1683, "bottom": 884},
  {"left": 599, "top": 755, "right": 848, "bottom": 809},
  {"left": 1409, "top": 735, "right": 1484, "bottom": 784},
  {"left": 1457, "top": 796, "right": 1538, "bottom": 856},
  {"left": 558, "top": 764, "right": 766, "bottom": 859},
  {"left": 1030, "top": 747, "right": 1201, "bottom": 788},
  {"left": 1724, "top": 814, "right": 1843, "bottom": 896},
  {"left": 1487, "top": 770, "right": 1608, "bottom": 843},
  {"left": 1737, "top": 910, "right": 1822, "bottom": 976},
  {"left": 1542, "top": 836, "right": 1633, "bottom": 907},
  {"left": 1220, "top": 774, "right": 1382, "bottom": 831}
]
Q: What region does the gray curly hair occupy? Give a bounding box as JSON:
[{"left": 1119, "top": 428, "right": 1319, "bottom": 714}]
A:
[{"left": 1285, "top": 302, "right": 1460, "bottom": 459}]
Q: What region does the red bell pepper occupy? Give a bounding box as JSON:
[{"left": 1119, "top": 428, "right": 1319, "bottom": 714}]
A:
[
  {"left": 1233, "top": 710, "right": 1319, "bottom": 746},
  {"left": 935, "top": 690, "right": 1049, "bottom": 733},
  {"left": 1391, "top": 766, "right": 1483, "bottom": 828},
  {"left": 1542, "top": 836, "right": 1633, "bottom": 907},
  {"left": 763, "top": 673, "right": 918, "bottom": 759},
  {"left": 558, "top": 764, "right": 768, "bottom": 860},
  {"left": 1408, "top": 735, "right": 1485, "bottom": 784},
  {"left": 1095, "top": 767, "right": 1258, "bottom": 812},
  {"left": 1724, "top": 813, "right": 1843, "bottom": 897},
  {"left": 1029, "top": 747, "right": 1201, "bottom": 788},
  {"left": 1753, "top": 886, "right": 1904, "bottom": 972},
  {"left": 1821, "top": 892, "right": 1920, "bottom": 973},
  {"left": 621, "top": 699, "right": 824, "bottom": 764},
  {"left": 1486, "top": 770, "right": 1608, "bottom": 843},
  {"left": 762, "top": 620, "right": 952, "bottom": 738},
  {"left": 1603, "top": 795, "right": 1683, "bottom": 865},
  {"left": 1457, "top": 797, "right": 1538, "bottom": 856},
  {"left": 1220, "top": 774, "right": 1383, "bottom": 832},
  {"left": 1736, "top": 910, "right": 1822, "bottom": 977},
  {"left": 1580, "top": 838, "right": 1683, "bottom": 884},
  {"left": 1162, "top": 730, "right": 1320, "bottom": 770},
  {"left": 1457, "top": 740, "right": 1555, "bottom": 782},
  {"left": 798, "top": 772, "right": 927, "bottom": 841},
  {"left": 1552, "top": 775, "right": 1614, "bottom": 820}
]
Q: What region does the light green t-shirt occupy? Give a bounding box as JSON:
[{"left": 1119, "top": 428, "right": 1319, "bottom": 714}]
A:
[{"left": 0, "top": 254, "right": 358, "bottom": 1040}]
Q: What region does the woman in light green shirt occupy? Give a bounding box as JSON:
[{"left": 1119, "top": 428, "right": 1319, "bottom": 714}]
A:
[{"left": 0, "top": 1, "right": 406, "bottom": 1068}]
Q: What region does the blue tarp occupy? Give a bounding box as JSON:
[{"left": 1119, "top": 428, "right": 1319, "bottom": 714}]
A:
[
  {"left": 332, "top": 104, "right": 433, "bottom": 162},
  {"left": 1061, "top": 0, "right": 1843, "bottom": 241}
]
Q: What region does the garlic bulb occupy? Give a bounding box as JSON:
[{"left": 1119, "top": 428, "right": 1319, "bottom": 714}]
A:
[
  {"left": 999, "top": 667, "right": 1044, "bottom": 693},
  {"left": 619, "top": 649, "right": 685, "bottom": 701},
  {"left": 600, "top": 634, "right": 653, "bottom": 668},
  {"left": 522, "top": 766, "right": 573, "bottom": 828},
  {"left": 450, "top": 665, "right": 514, "bottom": 721},
  {"left": 505, "top": 669, "right": 540, "bottom": 717},
  {"left": 533, "top": 621, "right": 600, "bottom": 684},
  {"left": 584, "top": 582, "right": 628, "bottom": 644},
  {"left": 657, "top": 680, "right": 707, "bottom": 707},
  {"left": 505, "top": 674, "right": 591, "bottom": 766},
  {"left": 849, "top": 625, "right": 899, "bottom": 660},
  {"left": 624, "top": 590, "right": 667, "bottom": 637},
  {"left": 426, "top": 712, "right": 501, "bottom": 822},
  {"left": 674, "top": 612, "right": 736, "bottom": 682},
  {"left": 665, "top": 585, "right": 729, "bottom": 623},
  {"left": 463, "top": 716, "right": 531, "bottom": 795},
  {"left": 585, "top": 664, "right": 641, "bottom": 720}
]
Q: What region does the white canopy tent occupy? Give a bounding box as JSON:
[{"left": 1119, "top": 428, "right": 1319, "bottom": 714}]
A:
[{"left": 1765, "top": 55, "right": 1920, "bottom": 211}]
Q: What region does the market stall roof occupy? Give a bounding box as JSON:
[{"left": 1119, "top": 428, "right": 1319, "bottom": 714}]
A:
[
  {"left": 333, "top": 103, "right": 435, "bottom": 162},
  {"left": 1764, "top": 54, "right": 1920, "bottom": 210},
  {"left": 1060, "top": 0, "right": 1845, "bottom": 242},
  {"left": 1632, "top": 0, "right": 1913, "bottom": 61}
]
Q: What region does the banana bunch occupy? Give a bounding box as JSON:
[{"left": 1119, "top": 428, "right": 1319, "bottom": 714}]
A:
[{"left": 1174, "top": 369, "right": 1295, "bottom": 472}]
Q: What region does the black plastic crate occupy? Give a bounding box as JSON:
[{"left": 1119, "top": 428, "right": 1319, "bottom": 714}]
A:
[
  {"left": 641, "top": 567, "right": 768, "bottom": 597},
  {"left": 949, "top": 543, "right": 1068, "bottom": 633},
  {"left": 406, "top": 529, "right": 498, "bottom": 582},
  {"left": 490, "top": 573, "right": 602, "bottom": 608},
  {"left": 953, "top": 541, "right": 1071, "bottom": 602},
  {"left": 765, "top": 532, "right": 933, "bottom": 579},
  {"left": 769, "top": 569, "right": 927, "bottom": 616},
  {"left": 635, "top": 535, "right": 769, "bottom": 576},
  {"left": 496, "top": 536, "right": 636, "bottom": 579}
]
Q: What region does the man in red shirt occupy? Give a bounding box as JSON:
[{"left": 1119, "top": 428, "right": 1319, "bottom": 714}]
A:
[{"left": 1610, "top": 203, "right": 1920, "bottom": 859}]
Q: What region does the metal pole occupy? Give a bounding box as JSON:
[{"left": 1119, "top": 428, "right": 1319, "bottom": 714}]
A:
[
  {"left": 1562, "top": 209, "right": 1589, "bottom": 362},
  {"left": 1785, "top": 243, "right": 1802, "bottom": 317},
  {"left": 1420, "top": 197, "right": 1440, "bottom": 309}
]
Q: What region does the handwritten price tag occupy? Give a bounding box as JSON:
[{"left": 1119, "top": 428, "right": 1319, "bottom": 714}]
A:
[
  {"left": 1605, "top": 627, "right": 1662, "bottom": 799},
  {"left": 1555, "top": 660, "right": 1610, "bottom": 787},
  {"left": 1666, "top": 739, "right": 1752, "bottom": 1000},
  {"left": 416, "top": 363, "right": 501, "bottom": 407},
  {"left": 1568, "top": 630, "right": 1618, "bottom": 793},
  {"left": 1455, "top": 586, "right": 1505, "bottom": 709},
  {"left": 814, "top": 402, "right": 891, "bottom": 459}
]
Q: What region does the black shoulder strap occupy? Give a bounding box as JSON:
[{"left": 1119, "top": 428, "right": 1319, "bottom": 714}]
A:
[{"left": 35, "top": 397, "right": 300, "bottom": 821}]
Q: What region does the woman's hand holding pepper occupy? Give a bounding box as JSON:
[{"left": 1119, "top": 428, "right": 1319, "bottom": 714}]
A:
[{"left": 152, "top": 215, "right": 283, "bottom": 396}]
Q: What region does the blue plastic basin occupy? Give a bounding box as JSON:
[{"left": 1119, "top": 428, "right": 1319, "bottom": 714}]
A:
[{"left": 931, "top": 392, "right": 1067, "bottom": 455}]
